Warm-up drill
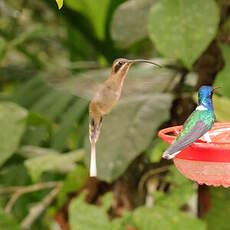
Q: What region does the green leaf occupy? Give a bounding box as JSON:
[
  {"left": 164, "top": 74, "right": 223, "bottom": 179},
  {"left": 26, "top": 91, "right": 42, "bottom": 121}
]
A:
[
  {"left": 24, "top": 148, "right": 84, "bottom": 181},
  {"left": 213, "top": 95, "right": 230, "bottom": 121},
  {"left": 85, "top": 94, "right": 173, "bottom": 182},
  {"left": 150, "top": 138, "right": 168, "bottom": 163},
  {"left": 111, "top": 0, "right": 156, "bottom": 47},
  {"left": 101, "top": 192, "right": 113, "bottom": 211},
  {"left": 57, "top": 165, "right": 88, "bottom": 208},
  {"left": 148, "top": 0, "right": 219, "bottom": 69},
  {"left": 22, "top": 112, "right": 52, "bottom": 146},
  {"left": 133, "top": 206, "right": 205, "bottom": 230},
  {"left": 205, "top": 188, "right": 230, "bottom": 230},
  {"left": 0, "top": 165, "right": 30, "bottom": 187},
  {"left": 13, "top": 77, "right": 50, "bottom": 108},
  {"left": 0, "top": 209, "right": 20, "bottom": 230},
  {"left": 69, "top": 194, "right": 111, "bottom": 230},
  {"left": 65, "top": 0, "right": 110, "bottom": 40},
  {"left": 0, "top": 102, "right": 27, "bottom": 167},
  {"left": 111, "top": 211, "right": 134, "bottom": 230},
  {"left": 0, "top": 37, "right": 7, "bottom": 60},
  {"left": 214, "top": 44, "right": 230, "bottom": 98},
  {"left": 56, "top": 0, "right": 64, "bottom": 9},
  {"left": 51, "top": 99, "right": 88, "bottom": 151},
  {"left": 155, "top": 166, "right": 195, "bottom": 209}
]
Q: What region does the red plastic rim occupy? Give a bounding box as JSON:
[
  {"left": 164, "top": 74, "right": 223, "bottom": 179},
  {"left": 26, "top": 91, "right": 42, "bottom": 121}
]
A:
[{"left": 158, "top": 122, "right": 230, "bottom": 162}]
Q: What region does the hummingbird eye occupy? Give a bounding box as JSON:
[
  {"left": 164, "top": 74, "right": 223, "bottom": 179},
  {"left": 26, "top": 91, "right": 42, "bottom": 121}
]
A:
[{"left": 114, "top": 61, "right": 124, "bottom": 73}]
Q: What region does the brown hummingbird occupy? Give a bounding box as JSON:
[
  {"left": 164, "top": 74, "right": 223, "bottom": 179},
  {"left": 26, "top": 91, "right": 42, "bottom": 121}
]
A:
[{"left": 89, "top": 58, "right": 161, "bottom": 176}]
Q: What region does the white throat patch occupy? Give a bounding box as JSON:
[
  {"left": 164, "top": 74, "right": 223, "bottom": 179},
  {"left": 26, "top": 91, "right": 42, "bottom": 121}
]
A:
[{"left": 196, "top": 105, "right": 207, "bottom": 111}]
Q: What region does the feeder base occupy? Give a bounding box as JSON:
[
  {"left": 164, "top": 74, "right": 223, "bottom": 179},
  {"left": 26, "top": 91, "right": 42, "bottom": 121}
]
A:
[{"left": 174, "top": 158, "right": 230, "bottom": 187}]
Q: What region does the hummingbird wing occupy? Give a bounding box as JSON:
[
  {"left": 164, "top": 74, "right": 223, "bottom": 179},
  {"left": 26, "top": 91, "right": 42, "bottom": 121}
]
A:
[{"left": 162, "top": 120, "right": 210, "bottom": 160}]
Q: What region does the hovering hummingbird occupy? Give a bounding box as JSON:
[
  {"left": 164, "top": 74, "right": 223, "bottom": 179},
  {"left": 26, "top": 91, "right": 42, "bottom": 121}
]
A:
[
  {"left": 162, "top": 85, "right": 217, "bottom": 160},
  {"left": 89, "top": 58, "right": 161, "bottom": 176}
]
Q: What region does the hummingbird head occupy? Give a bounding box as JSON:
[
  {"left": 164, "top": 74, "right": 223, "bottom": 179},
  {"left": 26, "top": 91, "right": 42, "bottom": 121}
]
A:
[
  {"left": 111, "top": 58, "right": 131, "bottom": 76},
  {"left": 198, "top": 85, "right": 215, "bottom": 110},
  {"left": 111, "top": 58, "right": 161, "bottom": 81}
]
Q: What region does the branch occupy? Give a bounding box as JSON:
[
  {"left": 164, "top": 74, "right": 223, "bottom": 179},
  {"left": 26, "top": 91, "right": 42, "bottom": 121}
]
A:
[
  {"left": 21, "top": 186, "right": 61, "bottom": 229},
  {"left": 3, "top": 181, "right": 61, "bottom": 213},
  {"left": 138, "top": 165, "right": 170, "bottom": 193}
]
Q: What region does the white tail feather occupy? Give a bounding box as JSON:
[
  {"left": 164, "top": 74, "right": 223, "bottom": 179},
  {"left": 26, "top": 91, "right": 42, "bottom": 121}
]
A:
[
  {"left": 90, "top": 142, "right": 97, "bottom": 177},
  {"left": 162, "top": 151, "right": 180, "bottom": 160}
]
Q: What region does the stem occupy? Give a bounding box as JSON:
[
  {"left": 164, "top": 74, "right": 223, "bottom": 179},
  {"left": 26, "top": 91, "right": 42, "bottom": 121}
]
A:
[
  {"left": 21, "top": 186, "right": 61, "bottom": 229},
  {"left": 138, "top": 165, "right": 170, "bottom": 193},
  {"left": 3, "top": 181, "right": 61, "bottom": 213}
]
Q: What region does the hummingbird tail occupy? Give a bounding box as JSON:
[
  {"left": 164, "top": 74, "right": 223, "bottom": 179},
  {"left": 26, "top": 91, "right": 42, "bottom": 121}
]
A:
[
  {"left": 90, "top": 141, "right": 97, "bottom": 177},
  {"left": 162, "top": 150, "right": 180, "bottom": 160}
]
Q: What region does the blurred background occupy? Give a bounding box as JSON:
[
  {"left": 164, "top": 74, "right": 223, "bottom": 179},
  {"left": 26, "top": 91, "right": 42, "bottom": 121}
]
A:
[{"left": 0, "top": 0, "right": 230, "bottom": 229}]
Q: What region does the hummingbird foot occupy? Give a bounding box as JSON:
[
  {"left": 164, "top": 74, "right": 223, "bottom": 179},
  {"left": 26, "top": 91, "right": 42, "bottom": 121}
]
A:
[{"left": 202, "top": 132, "right": 211, "bottom": 143}]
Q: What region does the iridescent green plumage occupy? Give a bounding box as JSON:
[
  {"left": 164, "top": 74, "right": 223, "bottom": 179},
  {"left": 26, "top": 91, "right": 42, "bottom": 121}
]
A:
[{"left": 176, "top": 109, "right": 215, "bottom": 140}]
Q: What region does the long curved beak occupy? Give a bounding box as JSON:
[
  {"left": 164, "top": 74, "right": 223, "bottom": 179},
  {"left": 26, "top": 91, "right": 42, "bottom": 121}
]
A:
[{"left": 128, "top": 59, "right": 161, "bottom": 67}]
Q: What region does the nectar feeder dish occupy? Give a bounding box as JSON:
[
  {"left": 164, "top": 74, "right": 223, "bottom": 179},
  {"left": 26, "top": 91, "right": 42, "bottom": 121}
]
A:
[{"left": 158, "top": 122, "right": 230, "bottom": 187}]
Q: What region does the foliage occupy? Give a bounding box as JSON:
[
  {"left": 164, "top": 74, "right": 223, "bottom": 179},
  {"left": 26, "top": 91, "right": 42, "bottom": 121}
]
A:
[
  {"left": 214, "top": 44, "right": 230, "bottom": 98},
  {"left": 69, "top": 167, "right": 205, "bottom": 230},
  {"left": 0, "top": 209, "right": 20, "bottom": 230},
  {"left": 0, "top": 0, "right": 230, "bottom": 229},
  {"left": 56, "top": 0, "right": 64, "bottom": 9},
  {"left": 148, "top": 0, "right": 219, "bottom": 69},
  {"left": 24, "top": 148, "right": 84, "bottom": 181},
  {"left": 0, "top": 102, "right": 27, "bottom": 167},
  {"left": 205, "top": 188, "right": 230, "bottom": 230}
]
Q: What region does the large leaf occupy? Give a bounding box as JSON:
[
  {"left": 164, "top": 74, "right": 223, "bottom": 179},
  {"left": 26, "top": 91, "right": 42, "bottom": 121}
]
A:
[
  {"left": 69, "top": 191, "right": 205, "bottom": 230},
  {"left": 65, "top": 0, "right": 110, "bottom": 40},
  {"left": 49, "top": 64, "right": 180, "bottom": 101},
  {"left": 57, "top": 165, "right": 88, "bottom": 208},
  {"left": 155, "top": 166, "right": 195, "bottom": 210},
  {"left": 0, "top": 165, "right": 30, "bottom": 187},
  {"left": 69, "top": 192, "right": 131, "bottom": 230},
  {"left": 213, "top": 95, "right": 230, "bottom": 121},
  {"left": 51, "top": 99, "right": 88, "bottom": 151},
  {"left": 111, "top": 0, "right": 156, "bottom": 47},
  {"left": 69, "top": 194, "right": 111, "bottom": 230},
  {"left": 85, "top": 94, "right": 173, "bottom": 182},
  {"left": 205, "top": 188, "right": 230, "bottom": 230},
  {"left": 150, "top": 137, "right": 168, "bottom": 163},
  {"left": 133, "top": 206, "right": 205, "bottom": 230},
  {"left": 214, "top": 44, "right": 230, "bottom": 98},
  {"left": 0, "top": 209, "right": 20, "bottom": 230},
  {"left": 0, "top": 102, "right": 27, "bottom": 167},
  {"left": 148, "top": 0, "right": 219, "bottom": 69},
  {"left": 24, "top": 147, "right": 84, "bottom": 181}
]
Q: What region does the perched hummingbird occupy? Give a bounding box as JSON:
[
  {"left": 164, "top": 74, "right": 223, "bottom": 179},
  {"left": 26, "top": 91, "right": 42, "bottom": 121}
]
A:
[
  {"left": 89, "top": 58, "right": 161, "bottom": 176},
  {"left": 162, "top": 85, "right": 217, "bottom": 160}
]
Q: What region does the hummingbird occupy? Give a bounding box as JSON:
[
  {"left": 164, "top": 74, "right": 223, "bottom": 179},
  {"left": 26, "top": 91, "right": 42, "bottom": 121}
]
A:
[
  {"left": 162, "top": 85, "right": 217, "bottom": 160},
  {"left": 89, "top": 58, "right": 161, "bottom": 176}
]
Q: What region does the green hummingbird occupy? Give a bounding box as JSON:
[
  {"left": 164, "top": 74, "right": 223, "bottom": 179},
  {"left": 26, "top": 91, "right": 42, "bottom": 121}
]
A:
[{"left": 162, "top": 85, "right": 217, "bottom": 160}]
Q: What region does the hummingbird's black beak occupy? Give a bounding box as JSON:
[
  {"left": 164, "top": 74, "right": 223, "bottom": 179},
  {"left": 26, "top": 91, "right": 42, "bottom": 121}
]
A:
[{"left": 128, "top": 59, "right": 161, "bottom": 68}]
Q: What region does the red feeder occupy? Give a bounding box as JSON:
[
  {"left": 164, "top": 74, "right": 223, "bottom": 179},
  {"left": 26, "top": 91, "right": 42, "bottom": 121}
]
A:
[{"left": 158, "top": 122, "right": 230, "bottom": 187}]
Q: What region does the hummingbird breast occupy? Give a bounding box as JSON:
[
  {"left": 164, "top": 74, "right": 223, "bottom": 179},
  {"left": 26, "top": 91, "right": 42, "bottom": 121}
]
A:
[{"left": 92, "top": 82, "right": 121, "bottom": 116}]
